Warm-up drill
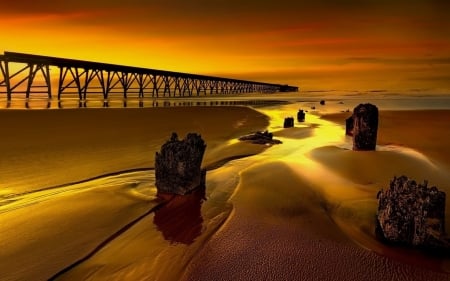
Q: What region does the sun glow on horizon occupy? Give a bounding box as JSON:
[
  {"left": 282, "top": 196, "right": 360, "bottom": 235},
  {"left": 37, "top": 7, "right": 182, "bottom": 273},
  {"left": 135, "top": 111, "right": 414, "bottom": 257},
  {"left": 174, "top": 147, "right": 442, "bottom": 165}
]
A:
[{"left": 1, "top": 1, "right": 450, "bottom": 92}]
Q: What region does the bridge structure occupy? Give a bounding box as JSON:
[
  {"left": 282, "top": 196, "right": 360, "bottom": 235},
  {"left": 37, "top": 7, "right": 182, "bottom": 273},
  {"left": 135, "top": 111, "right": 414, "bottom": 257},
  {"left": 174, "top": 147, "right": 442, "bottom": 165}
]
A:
[{"left": 0, "top": 51, "right": 298, "bottom": 103}]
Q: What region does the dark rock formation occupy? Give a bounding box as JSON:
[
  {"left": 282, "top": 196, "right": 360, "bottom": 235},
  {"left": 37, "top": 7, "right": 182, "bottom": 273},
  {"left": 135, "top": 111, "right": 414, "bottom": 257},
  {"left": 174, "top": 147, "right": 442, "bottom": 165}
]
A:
[
  {"left": 239, "top": 130, "right": 282, "bottom": 145},
  {"left": 155, "top": 133, "right": 206, "bottom": 195},
  {"left": 284, "top": 117, "right": 294, "bottom": 128},
  {"left": 376, "top": 176, "right": 449, "bottom": 250},
  {"left": 297, "top": 110, "right": 305, "bottom": 122},
  {"left": 352, "top": 103, "right": 378, "bottom": 151},
  {"left": 345, "top": 116, "right": 354, "bottom": 136},
  {"left": 320, "top": 100, "right": 325, "bottom": 105}
]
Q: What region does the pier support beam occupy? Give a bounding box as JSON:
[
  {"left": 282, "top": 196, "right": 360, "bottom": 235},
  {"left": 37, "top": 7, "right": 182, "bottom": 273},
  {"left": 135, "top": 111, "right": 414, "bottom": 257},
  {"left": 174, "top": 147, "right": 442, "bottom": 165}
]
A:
[{"left": 0, "top": 51, "right": 299, "bottom": 101}]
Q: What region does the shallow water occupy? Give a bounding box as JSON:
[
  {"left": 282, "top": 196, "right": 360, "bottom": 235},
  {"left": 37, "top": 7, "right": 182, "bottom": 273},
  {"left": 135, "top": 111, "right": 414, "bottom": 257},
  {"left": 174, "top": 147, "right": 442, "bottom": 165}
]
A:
[
  {"left": 1, "top": 94, "right": 449, "bottom": 280},
  {"left": 254, "top": 102, "right": 450, "bottom": 272},
  {"left": 2, "top": 90, "right": 450, "bottom": 110}
]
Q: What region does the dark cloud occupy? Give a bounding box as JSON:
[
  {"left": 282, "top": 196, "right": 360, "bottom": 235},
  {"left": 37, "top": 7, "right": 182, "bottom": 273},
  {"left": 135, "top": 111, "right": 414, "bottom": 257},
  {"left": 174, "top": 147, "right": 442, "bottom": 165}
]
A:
[
  {"left": 3, "top": 0, "right": 449, "bottom": 18},
  {"left": 345, "top": 57, "right": 450, "bottom": 65},
  {"left": 3, "top": 0, "right": 449, "bottom": 40}
]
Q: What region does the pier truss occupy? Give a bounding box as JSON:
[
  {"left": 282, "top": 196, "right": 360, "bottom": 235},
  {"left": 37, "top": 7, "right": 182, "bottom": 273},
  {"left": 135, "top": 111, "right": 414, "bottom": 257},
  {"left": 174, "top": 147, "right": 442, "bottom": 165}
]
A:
[{"left": 0, "top": 52, "right": 298, "bottom": 101}]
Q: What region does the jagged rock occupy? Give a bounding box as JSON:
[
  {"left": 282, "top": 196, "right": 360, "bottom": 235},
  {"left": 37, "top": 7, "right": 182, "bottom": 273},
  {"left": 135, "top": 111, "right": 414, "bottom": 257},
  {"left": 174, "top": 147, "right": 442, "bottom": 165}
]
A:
[
  {"left": 297, "top": 110, "right": 305, "bottom": 122},
  {"left": 239, "top": 130, "right": 282, "bottom": 145},
  {"left": 376, "top": 176, "right": 449, "bottom": 251},
  {"left": 155, "top": 132, "right": 206, "bottom": 195},
  {"left": 345, "top": 116, "right": 354, "bottom": 136},
  {"left": 284, "top": 117, "right": 294, "bottom": 128},
  {"left": 352, "top": 103, "right": 378, "bottom": 150}
]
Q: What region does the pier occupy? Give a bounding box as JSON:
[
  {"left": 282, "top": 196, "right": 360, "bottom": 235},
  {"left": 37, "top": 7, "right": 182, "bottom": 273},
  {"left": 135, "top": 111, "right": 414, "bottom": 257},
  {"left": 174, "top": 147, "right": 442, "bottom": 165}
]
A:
[{"left": 0, "top": 51, "right": 298, "bottom": 103}]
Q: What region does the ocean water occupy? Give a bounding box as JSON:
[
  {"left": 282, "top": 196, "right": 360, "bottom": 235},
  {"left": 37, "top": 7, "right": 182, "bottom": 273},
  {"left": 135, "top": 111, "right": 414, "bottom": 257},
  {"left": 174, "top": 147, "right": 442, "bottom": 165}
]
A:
[
  {"left": 1, "top": 90, "right": 449, "bottom": 110},
  {"left": 0, "top": 92, "right": 449, "bottom": 280}
]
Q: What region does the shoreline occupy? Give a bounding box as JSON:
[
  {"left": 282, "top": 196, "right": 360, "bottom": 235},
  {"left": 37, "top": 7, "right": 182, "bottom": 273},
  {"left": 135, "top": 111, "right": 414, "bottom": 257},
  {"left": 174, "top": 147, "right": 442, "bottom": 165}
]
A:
[
  {"left": 0, "top": 106, "right": 269, "bottom": 195},
  {"left": 0, "top": 104, "right": 449, "bottom": 280},
  {"left": 182, "top": 106, "right": 450, "bottom": 280},
  {"left": 321, "top": 109, "right": 450, "bottom": 168}
]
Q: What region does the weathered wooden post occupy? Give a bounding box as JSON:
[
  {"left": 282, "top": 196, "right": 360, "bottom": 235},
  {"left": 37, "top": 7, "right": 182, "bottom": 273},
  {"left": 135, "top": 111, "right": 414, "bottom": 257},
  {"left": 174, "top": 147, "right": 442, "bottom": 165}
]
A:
[
  {"left": 155, "top": 132, "right": 206, "bottom": 195},
  {"left": 297, "top": 110, "right": 305, "bottom": 122},
  {"left": 345, "top": 116, "right": 354, "bottom": 136},
  {"left": 283, "top": 117, "right": 294, "bottom": 128},
  {"left": 352, "top": 103, "right": 378, "bottom": 150},
  {"left": 376, "top": 176, "right": 448, "bottom": 250}
]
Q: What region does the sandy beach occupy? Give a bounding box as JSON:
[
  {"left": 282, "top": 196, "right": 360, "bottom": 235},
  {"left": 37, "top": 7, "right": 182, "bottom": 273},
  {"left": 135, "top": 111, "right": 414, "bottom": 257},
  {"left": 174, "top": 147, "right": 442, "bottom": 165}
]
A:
[{"left": 0, "top": 100, "right": 449, "bottom": 281}]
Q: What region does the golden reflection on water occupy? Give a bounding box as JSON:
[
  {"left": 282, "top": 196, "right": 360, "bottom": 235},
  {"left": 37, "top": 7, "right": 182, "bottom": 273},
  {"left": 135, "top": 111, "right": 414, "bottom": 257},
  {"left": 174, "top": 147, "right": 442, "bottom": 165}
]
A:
[
  {"left": 253, "top": 103, "right": 450, "bottom": 272},
  {"left": 3, "top": 101, "right": 450, "bottom": 280},
  {"left": 255, "top": 104, "right": 360, "bottom": 201}
]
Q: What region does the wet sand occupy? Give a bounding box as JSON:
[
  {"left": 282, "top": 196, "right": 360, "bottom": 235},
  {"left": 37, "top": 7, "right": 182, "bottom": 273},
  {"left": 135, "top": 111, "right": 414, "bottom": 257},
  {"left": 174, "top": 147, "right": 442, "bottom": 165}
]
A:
[
  {"left": 0, "top": 106, "right": 269, "bottom": 281},
  {"left": 0, "top": 105, "right": 449, "bottom": 281},
  {"left": 182, "top": 108, "right": 450, "bottom": 281},
  {"left": 0, "top": 106, "right": 269, "bottom": 195}
]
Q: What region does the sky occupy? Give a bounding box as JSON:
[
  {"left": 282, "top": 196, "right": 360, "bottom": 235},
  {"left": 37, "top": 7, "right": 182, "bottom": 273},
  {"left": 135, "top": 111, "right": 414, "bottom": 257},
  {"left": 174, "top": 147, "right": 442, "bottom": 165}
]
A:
[{"left": 1, "top": 0, "right": 450, "bottom": 92}]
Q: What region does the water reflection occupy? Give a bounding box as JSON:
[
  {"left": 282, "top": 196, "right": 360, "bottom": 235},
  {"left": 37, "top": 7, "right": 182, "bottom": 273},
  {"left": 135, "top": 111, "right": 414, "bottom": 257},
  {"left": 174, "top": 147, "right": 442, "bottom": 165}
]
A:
[
  {"left": 24, "top": 100, "right": 51, "bottom": 109},
  {"left": 0, "top": 97, "right": 289, "bottom": 109},
  {"left": 153, "top": 186, "right": 205, "bottom": 245}
]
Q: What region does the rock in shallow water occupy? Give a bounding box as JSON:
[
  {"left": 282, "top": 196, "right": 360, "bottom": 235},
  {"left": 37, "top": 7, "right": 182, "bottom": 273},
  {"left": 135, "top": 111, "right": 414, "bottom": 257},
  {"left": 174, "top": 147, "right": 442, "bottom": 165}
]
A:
[
  {"left": 297, "top": 110, "right": 305, "bottom": 122},
  {"left": 352, "top": 103, "right": 378, "bottom": 151},
  {"left": 238, "top": 130, "right": 282, "bottom": 145},
  {"left": 345, "top": 116, "right": 354, "bottom": 136},
  {"left": 283, "top": 117, "right": 294, "bottom": 128},
  {"left": 376, "top": 175, "right": 449, "bottom": 251},
  {"left": 155, "top": 132, "right": 206, "bottom": 195}
]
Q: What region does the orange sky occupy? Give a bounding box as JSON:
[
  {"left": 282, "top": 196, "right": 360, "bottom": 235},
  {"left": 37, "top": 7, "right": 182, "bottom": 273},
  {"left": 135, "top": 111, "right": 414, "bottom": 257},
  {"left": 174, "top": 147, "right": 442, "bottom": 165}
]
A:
[{"left": 1, "top": 0, "right": 450, "bottom": 92}]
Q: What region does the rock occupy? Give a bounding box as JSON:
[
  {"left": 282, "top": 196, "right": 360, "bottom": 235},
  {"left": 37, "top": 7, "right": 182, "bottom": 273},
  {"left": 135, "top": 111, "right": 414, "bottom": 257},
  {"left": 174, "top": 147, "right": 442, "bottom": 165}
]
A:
[
  {"left": 284, "top": 117, "right": 294, "bottom": 128},
  {"left": 297, "top": 110, "right": 305, "bottom": 122},
  {"left": 320, "top": 100, "right": 325, "bottom": 105},
  {"left": 352, "top": 103, "right": 378, "bottom": 150},
  {"left": 345, "top": 116, "right": 354, "bottom": 136},
  {"left": 376, "top": 175, "right": 449, "bottom": 251},
  {"left": 155, "top": 132, "right": 206, "bottom": 195},
  {"left": 239, "top": 130, "right": 282, "bottom": 145}
]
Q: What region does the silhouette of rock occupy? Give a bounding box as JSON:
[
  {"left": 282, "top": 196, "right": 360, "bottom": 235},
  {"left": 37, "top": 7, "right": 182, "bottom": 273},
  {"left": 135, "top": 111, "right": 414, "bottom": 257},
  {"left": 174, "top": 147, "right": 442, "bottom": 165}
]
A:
[
  {"left": 297, "top": 110, "right": 305, "bottom": 122},
  {"left": 283, "top": 117, "right": 294, "bottom": 128},
  {"left": 155, "top": 132, "right": 206, "bottom": 195},
  {"left": 345, "top": 116, "right": 354, "bottom": 136},
  {"left": 352, "top": 103, "right": 378, "bottom": 150},
  {"left": 320, "top": 100, "right": 325, "bottom": 105},
  {"left": 376, "top": 176, "right": 449, "bottom": 251},
  {"left": 239, "top": 130, "right": 282, "bottom": 145},
  {"left": 153, "top": 186, "right": 205, "bottom": 244}
]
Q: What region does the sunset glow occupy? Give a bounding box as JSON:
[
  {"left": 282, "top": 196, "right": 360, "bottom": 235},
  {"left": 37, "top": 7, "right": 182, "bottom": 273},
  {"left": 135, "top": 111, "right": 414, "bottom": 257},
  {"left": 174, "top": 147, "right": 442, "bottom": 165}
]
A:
[{"left": 2, "top": 1, "right": 449, "bottom": 92}]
